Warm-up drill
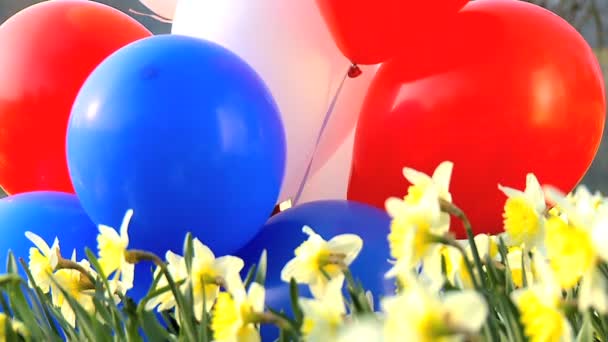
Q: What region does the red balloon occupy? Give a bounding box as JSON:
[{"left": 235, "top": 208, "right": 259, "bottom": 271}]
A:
[
  {"left": 315, "top": 0, "right": 468, "bottom": 65},
  {"left": 0, "top": 0, "right": 151, "bottom": 195},
  {"left": 348, "top": 0, "right": 605, "bottom": 237}
]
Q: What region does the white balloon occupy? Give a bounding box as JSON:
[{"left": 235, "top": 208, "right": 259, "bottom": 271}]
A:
[{"left": 171, "top": 0, "right": 375, "bottom": 203}]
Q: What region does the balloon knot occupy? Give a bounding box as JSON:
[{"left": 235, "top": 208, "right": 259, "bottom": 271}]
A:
[{"left": 348, "top": 64, "right": 362, "bottom": 78}]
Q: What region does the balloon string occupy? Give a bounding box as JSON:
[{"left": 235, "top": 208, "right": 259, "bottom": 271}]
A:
[{"left": 292, "top": 68, "right": 350, "bottom": 205}]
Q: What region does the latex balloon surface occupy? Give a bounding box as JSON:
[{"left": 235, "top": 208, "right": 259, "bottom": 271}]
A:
[
  {"left": 315, "top": 0, "right": 469, "bottom": 65},
  {"left": 348, "top": 0, "right": 606, "bottom": 237},
  {"left": 171, "top": 0, "right": 375, "bottom": 203},
  {"left": 0, "top": 0, "right": 151, "bottom": 195},
  {"left": 67, "top": 35, "right": 286, "bottom": 256},
  {"left": 0, "top": 192, "right": 98, "bottom": 273},
  {"left": 236, "top": 200, "right": 394, "bottom": 339}
]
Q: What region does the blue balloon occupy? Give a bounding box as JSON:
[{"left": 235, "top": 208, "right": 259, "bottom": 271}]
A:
[
  {"left": 66, "top": 34, "right": 286, "bottom": 257},
  {"left": 0, "top": 191, "right": 98, "bottom": 273},
  {"left": 235, "top": 200, "right": 395, "bottom": 339}
]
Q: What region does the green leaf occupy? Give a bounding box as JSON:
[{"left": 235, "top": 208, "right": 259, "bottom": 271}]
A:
[
  {"left": 243, "top": 264, "right": 257, "bottom": 289},
  {"left": 183, "top": 233, "right": 194, "bottom": 274},
  {"left": 139, "top": 310, "right": 172, "bottom": 342},
  {"left": 6, "top": 250, "right": 18, "bottom": 274},
  {"left": 577, "top": 311, "right": 594, "bottom": 342},
  {"left": 254, "top": 250, "right": 267, "bottom": 286},
  {"left": 288, "top": 279, "right": 303, "bottom": 328}
]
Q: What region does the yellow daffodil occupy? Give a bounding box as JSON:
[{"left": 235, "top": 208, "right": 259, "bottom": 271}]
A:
[
  {"left": 401, "top": 161, "right": 454, "bottom": 231},
  {"left": 281, "top": 226, "right": 362, "bottom": 298},
  {"left": 211, "top": 278, "right": 265, "bottom": 342},
  {"left": 506, "top": 247, "right": 533, "bottom": 288},
  {"left": 51, "top": 251, "right": 96, "bottom": 328},
  {"left": 97, "top": 209, "right": 135, "bottom": 291},
  {"left": 498, "top": 173, "right": 546, "bottom": 249},
  {"left": 190, "top": 239, "right": 244, "bottom": 320},
  {"left": 542, "top": 187, "right": 608, "bottom": 297},
  {"left": 384, "top": 186, "right": 447, "bottom": 287},
  {"left": 382, "top": 281, "right": 487, "bottom": 342},
  {"left": 513, "top": 287, "right": 572, "bottom": 342},
  {"left": 25, "top": 232, "right": 59, "bottom": 293},
  {"left": 146, "top": 239, "right": 244, "bottom": 321},
  {"left": 0, "top": 313, "right": 5, "bottom": 342},
  {"left": 299, "top": 276, "right": 346, "bottom": 341},
  {"left": 440, "top": 245, "right": 475, "bottom": 290},
  {"left": 145, "top": 250, "right": 187, "bottom": 312},
  {"left": 336, "top": 318, "right": 384, "bottom": 342}
]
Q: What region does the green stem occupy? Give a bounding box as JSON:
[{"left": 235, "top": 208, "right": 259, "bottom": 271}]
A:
[
  {"left": 440, "top": 199, "right": 488, "bottom": 289},
  {"left": 127, "top": 249, "right": 198, "bottom": 341}
]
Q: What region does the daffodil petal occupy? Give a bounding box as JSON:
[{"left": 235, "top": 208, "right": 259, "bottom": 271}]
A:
[
  {"left": 248, "top": 282, "right": 265, "bottom": 313},
  {"left": 193, "top": 238, "right": 216, "bottom": 262},
  {"left": 24, "top": 231, "right": 52, "bottom": 256},
  {"left": 443, "top": 291, "right": 488, "bottom": 332},
  {"left": 432, "top": 161, "right": 454, "bottom": 191},
  {"left": 327, "top": 234, "right": 363, "bottom": 265}
]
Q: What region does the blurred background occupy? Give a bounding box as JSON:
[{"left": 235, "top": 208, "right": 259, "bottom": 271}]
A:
[{"left": 0, "top": 0, "right": 607, "bottom": 193}]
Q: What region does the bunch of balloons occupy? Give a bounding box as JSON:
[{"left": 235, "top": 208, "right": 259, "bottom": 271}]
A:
[{"left": 0, "top": 0, "right": 604, "bottom": 326}]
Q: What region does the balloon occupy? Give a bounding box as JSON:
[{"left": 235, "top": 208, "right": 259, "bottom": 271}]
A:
[
  {"left": 235, "top": 200, "right": 394, "bottom": 339},
  {"left": 67, "top": 34, "right": 286, "bottom": 257},
  {"left": 0, "top": 0, "right": 151, "bottom": 195},
  {"left": 171, "top": 0, "right": 375, "bottom": 204},
  {"left": 0, "top": 191, "right": 98, "bottom": 273},
  {"left": 315, "top": 0, "right": 468, "bottom": 65},
  {"left": 348, "top": 0, "right": 606, "bottom": 237}
]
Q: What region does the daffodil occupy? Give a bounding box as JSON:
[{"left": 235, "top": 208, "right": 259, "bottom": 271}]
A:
[
  {"left": 299, "top": 276, "right": 346, "bottom": 341},
  {"left": 440, "top": 245, "right": 474, "bottom": 290},
  {"left": 146, "top": 239, "right": 244, "bottom": 321},
  {"left": 401, "top": 161, "right": 454, "bottom": 231},
  {"left": 190, "top": 239, "right": 244, "bottom": 320},
  {"left": 542, "top": 187, "right": 608, "bottom": 300},
  {"left": 506, "top": 247, "right": 533, "bottom": 288},
  {"left": 336, "top": 318, "right": 384, "bottom": 342},
  {"left": 145, "top": 250, "right": 187, "bottom": 312},
  {"left": 512, "top": 287, "right": 572, "bottom": 342},
  {"left": 211, "top": 278, "right": 265, "bottom": 342},
  {"left": 51, "top": 251, "right": 96, "bottom": 327},
  {"left": 281, "top": 226, "right": 362, "bottom": 298},
  {"left": 25, "top": 232, "right": 59, "bottom": 293},
  {"left": 0, "top": 313, "right": 6, "bottom": 342},
  {"left": 384, "top": 186, "right": 446, "bottom": 287},
  {"left": 498, "top": 173, "right": 546, "bottom": 249},
  {"left": 382, "top": 281, "right": 487, "bottom": 342},
  {"left": 97, "top": 209, "right": 135, "bottom": 291}
]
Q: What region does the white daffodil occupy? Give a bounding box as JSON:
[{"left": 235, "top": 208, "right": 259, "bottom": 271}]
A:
[
  {"left": 211, "top": 278, "right": 265, "bottom": 342},
  {"left": 382, "top": 281, "right": 487, "bottom": 342},
  {"left": 281, "top": 226, "right": 362, "bottom": 298},
  {"left": 25, "top": 232, "right": 59, "bottom": 293},
  {"left": 498, "top": 173, "right": 546, "bottom": 249},
  {"left": 50, "top": 251, "right": 96, "bottom": 328},
  {"left": 97, "top": 209, "right": 135, "bottom": 291},
  {"left": 299, "top": 276, "right": 346, "bottom": 341}
]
